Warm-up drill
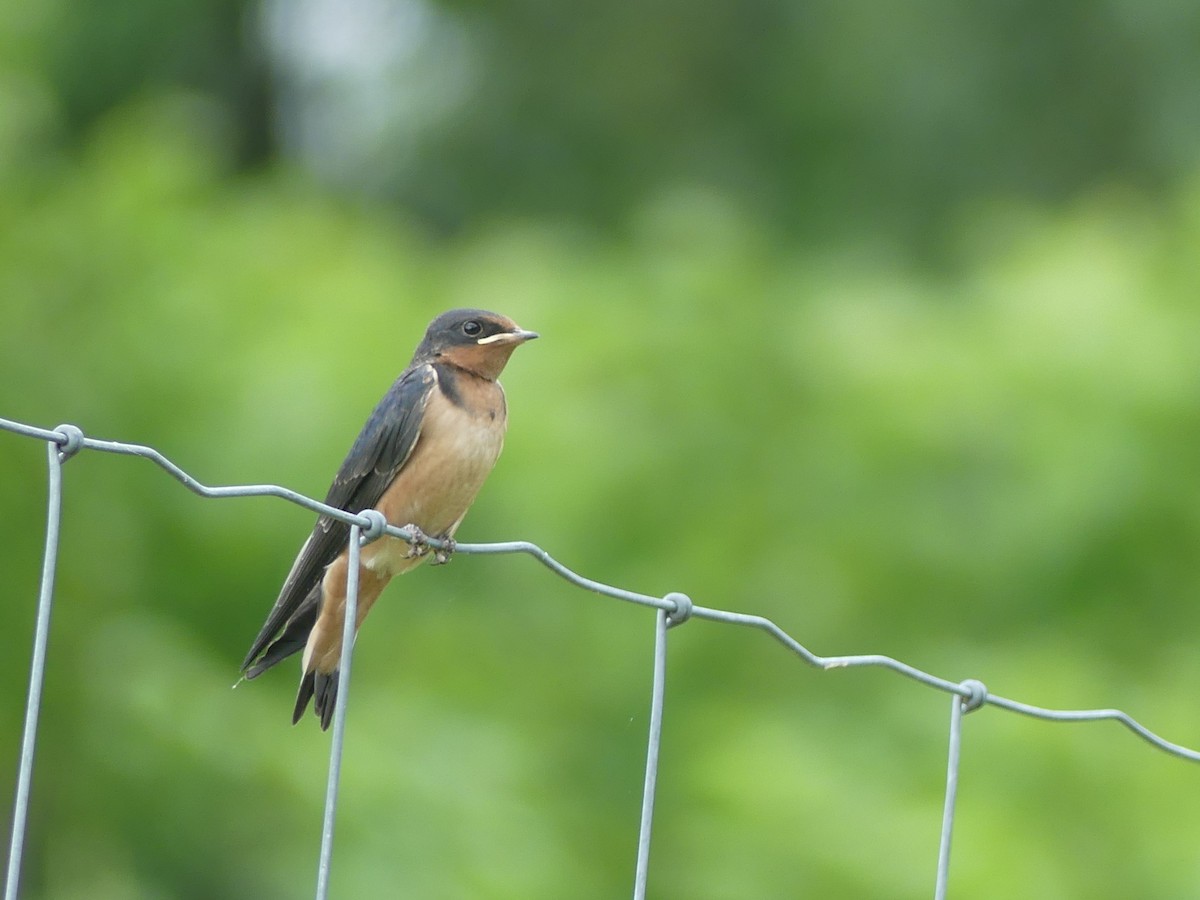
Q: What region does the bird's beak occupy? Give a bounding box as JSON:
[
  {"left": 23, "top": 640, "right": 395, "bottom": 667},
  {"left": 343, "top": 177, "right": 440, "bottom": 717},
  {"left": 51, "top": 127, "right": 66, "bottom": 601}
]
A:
[{"left": 477, "top": 329, "right": 540, "bottom": 345}]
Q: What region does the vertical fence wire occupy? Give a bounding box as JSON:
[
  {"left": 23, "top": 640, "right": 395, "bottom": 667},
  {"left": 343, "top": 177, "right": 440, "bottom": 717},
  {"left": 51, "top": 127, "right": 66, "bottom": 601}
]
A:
[
  {"left": 315, "top": 521, "right": 364, "bottom": 900},
  {"left": 934, "top": 696, "right": 965, "bottom": 899},
  {"left": 633, "top": 607, "right": 669, "bottom": 900},
  {"left": 4, "top": 440, "right": 67, "bottom": 900},
  {"left": 934, "top": 680, "right": 984, "bottom": 900}
]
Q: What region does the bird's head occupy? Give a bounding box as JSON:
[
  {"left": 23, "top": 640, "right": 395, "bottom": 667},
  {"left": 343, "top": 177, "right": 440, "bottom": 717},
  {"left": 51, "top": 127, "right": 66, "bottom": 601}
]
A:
[{"left": 414, "top": 308, "right": 539, "bottom": 380}]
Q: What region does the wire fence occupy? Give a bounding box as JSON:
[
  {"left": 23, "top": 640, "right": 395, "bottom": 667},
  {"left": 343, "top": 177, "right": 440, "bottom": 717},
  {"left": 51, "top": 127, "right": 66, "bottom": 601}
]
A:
[{"left": 2, "top": 413, "right": 1198, "bottom": 899}]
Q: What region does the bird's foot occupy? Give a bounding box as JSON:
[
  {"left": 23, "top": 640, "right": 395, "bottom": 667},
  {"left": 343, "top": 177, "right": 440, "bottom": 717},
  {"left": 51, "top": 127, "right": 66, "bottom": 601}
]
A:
[
  {"left": 400, "top": 524, "right": 455, "bottom": 564},
  {"left": 430, "top": 536, "right": 456, "bottom": 566},
  {"left": 401, "top": 524, "right": 431, "bottom": 559}
]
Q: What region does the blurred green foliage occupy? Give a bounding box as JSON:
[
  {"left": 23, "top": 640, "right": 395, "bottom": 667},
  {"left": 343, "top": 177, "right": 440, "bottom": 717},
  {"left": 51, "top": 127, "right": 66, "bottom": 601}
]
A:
[{"left": 2, "top": 1, "right": 1200, "bottom": 898}]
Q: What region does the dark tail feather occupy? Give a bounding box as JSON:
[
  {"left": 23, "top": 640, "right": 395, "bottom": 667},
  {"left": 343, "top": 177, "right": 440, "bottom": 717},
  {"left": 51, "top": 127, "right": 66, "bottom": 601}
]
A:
[
  {"left": 293, "top": 671, "right": 316, "bottom": 725},
  {"left": 292, "top": 670, "right": 339, "bottom": 730},
  {"left": 314, "top": 672, "right": 339, "bottom": 730}
]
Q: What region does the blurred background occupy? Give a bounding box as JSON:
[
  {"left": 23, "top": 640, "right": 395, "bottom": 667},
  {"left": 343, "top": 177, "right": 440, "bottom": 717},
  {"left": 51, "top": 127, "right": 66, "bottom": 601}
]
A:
[{"left": 2, "top": 0, "right": 1200, "bottom": 897}]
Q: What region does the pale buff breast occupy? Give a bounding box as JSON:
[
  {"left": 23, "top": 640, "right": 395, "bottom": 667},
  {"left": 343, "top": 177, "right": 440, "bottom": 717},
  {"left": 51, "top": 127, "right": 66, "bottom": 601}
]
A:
[{"left": 361, "top": 378, "right": 507, "bottom": 577}]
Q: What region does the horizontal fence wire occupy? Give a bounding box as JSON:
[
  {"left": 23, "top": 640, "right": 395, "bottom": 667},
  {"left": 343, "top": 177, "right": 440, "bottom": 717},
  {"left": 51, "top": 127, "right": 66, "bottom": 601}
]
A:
[{"left": 2, "top": 414, "right": 1200, "bottom": 900}]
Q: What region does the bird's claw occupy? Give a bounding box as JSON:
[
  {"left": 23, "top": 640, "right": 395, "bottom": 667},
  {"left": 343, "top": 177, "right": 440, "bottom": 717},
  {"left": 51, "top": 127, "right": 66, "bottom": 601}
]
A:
[
  {"left": 400, "top": 525, "right": 455, "bottom": 565},
  {"left": 401, "top": 524, "right": 431, "bottom": 559},
  {"left": 431, "top": 536, "right": 456, "bottom": 566}
]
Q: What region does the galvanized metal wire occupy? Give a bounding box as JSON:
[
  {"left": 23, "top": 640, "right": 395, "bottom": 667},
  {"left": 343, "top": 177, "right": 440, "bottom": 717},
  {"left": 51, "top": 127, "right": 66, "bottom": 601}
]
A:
[
  {"left": 315, "top": 520, "right": 364, "bottom": 900},
  {"left": 2, "top": 415, "right": 1199, "bottom": 900},
  {"left": 3, "top": 435, "right": 69, "bottom": 900},
  {"left": 633, "top": 607, "right": 668, "bottom": 900}
]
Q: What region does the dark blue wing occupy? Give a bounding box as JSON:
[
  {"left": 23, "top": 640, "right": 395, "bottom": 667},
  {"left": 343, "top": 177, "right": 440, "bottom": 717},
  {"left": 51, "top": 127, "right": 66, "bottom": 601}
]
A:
[{"left": 241, "top": 363, "right": 437, "bottom": 673}]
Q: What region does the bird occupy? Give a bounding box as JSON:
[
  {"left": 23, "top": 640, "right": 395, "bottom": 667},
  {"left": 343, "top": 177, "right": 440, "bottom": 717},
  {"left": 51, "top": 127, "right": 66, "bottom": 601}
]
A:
[{"left": 241, "top": 308, "right": 538, "bottom": 729}]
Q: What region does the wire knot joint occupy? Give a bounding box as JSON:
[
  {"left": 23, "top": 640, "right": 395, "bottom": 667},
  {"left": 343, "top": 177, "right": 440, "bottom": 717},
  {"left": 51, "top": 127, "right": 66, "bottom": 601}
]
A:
[
  {"left": 54, "top": 424, "right": 85, "bottom": 462},
  {"left": 664, "top": 592, "right": 693, "bottom": 628},
  {"left": 355, "top": 509, "right": 389, "bottom": 545},
  {"left": 958, "top": 678, "right": 988, "bottom": 713}
]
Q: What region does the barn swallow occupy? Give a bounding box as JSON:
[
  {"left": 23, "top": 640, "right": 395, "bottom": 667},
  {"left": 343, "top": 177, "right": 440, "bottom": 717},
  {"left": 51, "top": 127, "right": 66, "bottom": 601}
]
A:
[{"left": 241, "top": 308, "right": 537, "bottom": 728}]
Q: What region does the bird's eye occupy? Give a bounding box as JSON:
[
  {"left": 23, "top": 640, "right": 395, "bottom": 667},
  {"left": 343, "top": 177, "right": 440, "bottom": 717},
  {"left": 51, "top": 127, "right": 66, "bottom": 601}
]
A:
[{"left": 462, "top": 320, "right": 483, "bottom": 337}]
